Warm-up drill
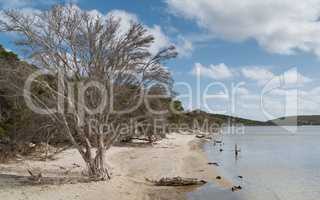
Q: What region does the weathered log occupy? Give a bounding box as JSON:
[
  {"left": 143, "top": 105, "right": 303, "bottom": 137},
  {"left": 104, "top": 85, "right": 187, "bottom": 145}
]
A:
[
  {"left": 231, "top": 185, "right": 242, "bottom": 192},
  {"left": 146, "top": 176, "right": 207, "bottom": 186},
  {"left": 195, "top": 134, "right": 205, "bottom": 139},
  {"left": 208, "top": 162, "right": 219, "bottom": 166}
]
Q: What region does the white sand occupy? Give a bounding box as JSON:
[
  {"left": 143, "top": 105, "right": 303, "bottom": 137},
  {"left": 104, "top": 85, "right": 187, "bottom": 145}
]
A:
[{"left": 0, "top": 132, "right": 232, "bottom": 200}]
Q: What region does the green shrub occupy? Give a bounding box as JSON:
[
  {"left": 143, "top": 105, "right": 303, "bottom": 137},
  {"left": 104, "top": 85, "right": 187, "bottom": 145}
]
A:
[{"left": 0, "top": 126, "right": 6, "bottom": 138}]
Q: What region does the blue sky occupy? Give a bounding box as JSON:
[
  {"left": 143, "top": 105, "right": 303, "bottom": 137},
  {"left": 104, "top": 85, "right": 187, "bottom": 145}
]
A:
[{"left": 1, "top": 0, "right": 320, "bottom": 121}]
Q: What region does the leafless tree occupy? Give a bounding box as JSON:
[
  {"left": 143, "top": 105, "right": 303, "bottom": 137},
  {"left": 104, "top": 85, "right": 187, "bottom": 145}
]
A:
[{"left": 0, "top": 4, "right": 177, "bottom": 180}]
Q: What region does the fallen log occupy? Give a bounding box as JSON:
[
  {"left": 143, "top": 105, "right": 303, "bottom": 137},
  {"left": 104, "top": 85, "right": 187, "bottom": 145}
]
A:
[
  {"left": 195, "top": 134, "right": 206, "bottom": 139},
  {"left": 231, "top": 185, "right": 242, "bottom": 192},
  {"left": 208, "top": 162, "right": 219, "bottom": 166},
  {"left": 146, "top": 176, "right": 207, "bottom": 186}
]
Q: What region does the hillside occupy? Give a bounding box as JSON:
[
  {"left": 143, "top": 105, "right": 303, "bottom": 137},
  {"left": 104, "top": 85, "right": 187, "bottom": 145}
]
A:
[
  {"left": 170, "top": 110, "right": 271, "bottom": 127},
  {"left": 269, "top": 115, "right": 320, "bottom": 126},
  {"left": 172, "top": 110, "right": 320, "bottom": 127}
]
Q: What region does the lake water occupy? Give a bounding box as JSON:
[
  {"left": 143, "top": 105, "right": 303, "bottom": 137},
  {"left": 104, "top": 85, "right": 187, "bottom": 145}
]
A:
[{"left": 189, "top": 126, "right": 320, "bottom": 200}]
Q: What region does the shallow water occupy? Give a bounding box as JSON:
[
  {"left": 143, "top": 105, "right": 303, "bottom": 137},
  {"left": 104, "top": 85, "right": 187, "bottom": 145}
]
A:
[{"left": 189, "top": 126, "right": 320, "bottom": 200}]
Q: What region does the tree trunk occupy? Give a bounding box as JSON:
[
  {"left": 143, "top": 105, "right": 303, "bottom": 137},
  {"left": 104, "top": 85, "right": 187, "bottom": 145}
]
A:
[{"left": 85, "top": 135, "right": 110, "bottom": 180}]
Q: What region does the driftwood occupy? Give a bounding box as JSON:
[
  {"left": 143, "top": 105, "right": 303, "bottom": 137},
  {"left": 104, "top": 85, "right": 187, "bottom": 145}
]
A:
[
  {"left": 27, "top": 169, "right": 42, "bottom": 183},
  {"left": 231, "top": 185, "right": 242, "bottom": 192},
  {"left": 208, "top": 162, "right": 219, "bottom": 166},
  {"left": 146, "top": 177, "right": 207, "bottom": 186},
  {"left": 195, "top": 134, "right": 205, "bottom": 139}
]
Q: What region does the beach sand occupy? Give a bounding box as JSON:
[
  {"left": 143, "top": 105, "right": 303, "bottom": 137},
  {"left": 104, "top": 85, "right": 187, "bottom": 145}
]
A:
[{"left": 0, "top": 132, "right": 232, "bottom": 200}]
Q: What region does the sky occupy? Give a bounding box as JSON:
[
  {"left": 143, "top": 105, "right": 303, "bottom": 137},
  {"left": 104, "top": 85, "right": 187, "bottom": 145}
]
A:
[{"left": 1, "top": 0, "right": 320, "bottom": 121}]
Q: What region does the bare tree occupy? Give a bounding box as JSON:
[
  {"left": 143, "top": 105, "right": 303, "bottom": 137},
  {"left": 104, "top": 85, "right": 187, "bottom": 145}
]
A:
[{"left": 0, "top": 4, "right": 176, "bottom": 180}]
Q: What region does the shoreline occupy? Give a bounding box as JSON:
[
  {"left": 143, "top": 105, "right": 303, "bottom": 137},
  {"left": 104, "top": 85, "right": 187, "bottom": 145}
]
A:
[{"left": 0, "top": 132, "right": 232, "bottom": 200}]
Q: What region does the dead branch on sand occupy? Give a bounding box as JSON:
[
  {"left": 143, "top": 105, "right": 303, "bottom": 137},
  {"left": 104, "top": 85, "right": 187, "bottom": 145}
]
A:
[
  {"left": 145, "top": 177, "right": 207, "bottom": 186},
  {"left": 27, "top": 169, "right": 42, "bottom": 183}
]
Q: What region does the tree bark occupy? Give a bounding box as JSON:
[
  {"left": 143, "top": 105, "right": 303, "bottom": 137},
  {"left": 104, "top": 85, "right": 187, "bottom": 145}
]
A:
[{"left": 85, "top": 135, "right": 110, "bottom": 180}]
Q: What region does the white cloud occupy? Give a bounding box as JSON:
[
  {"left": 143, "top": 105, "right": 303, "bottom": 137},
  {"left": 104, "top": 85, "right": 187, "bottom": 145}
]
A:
[
  {"left": 147, "top": 25, "right": 171, "bottom": 55},
  {"left": 241, "top": 67, "right": 312, "bottom": 87},
  {"left": 192, "top": 62, "right": 233, "bottom": 80},
  {"left": 107, "top": 9, "right": 139, "bottom": 34},
  {"left": 107, "top": 9, "right": 185, "bottom": 56},
  {"left": 2, "top": 5, "right": 174, "bottom": 57},
  {"left": 236, "top": 87, "right": 250, "bottom": 95},
  {"left": 166, "top": 0, "right": 320, "bottom": 57},
  {"left": 283, "top": 68, "right": 312, "bottom": 85},
  {"left": 175, "top": 35, "right": 193, "bottom": 57},
  {"left": 241, "top": 67, "right": 275, "bottom": 85}
]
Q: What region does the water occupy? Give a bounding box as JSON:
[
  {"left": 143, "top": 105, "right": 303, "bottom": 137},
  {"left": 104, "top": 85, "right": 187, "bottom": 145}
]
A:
[{"left": 189, "top": 126, "right": 320, "bottom": 200}]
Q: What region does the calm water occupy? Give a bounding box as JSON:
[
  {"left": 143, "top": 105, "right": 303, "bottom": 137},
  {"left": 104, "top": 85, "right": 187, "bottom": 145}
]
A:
[{"left": 189, "top": 126, "right": 320, "bottom": 200}]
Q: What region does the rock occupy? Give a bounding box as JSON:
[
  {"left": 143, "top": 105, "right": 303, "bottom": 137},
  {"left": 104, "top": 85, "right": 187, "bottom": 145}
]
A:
[{"left": 216, "top": 176, "right": 222, "bottom": 180}]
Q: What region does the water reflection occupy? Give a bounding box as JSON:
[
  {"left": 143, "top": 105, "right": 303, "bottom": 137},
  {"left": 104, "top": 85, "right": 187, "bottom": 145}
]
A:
[{"left": 189, "top": 126, "right": 320, "bottom": 200}]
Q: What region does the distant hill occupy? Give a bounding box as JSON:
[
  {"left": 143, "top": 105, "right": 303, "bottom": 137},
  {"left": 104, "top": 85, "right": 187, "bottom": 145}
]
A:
[
  {"left": 171, "top": 110, "right": 320, "bottom": 127},
  {"left": 170, "top": 110, "right": 272, "bottom": 127},
  {"left": 268, "top": 115, "right": 320, "bottom": 126}
]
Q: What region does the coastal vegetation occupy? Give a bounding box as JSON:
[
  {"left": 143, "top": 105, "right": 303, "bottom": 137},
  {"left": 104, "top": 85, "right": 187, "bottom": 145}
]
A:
[{"left": 0, "top": 5, "right": 177, "bottom": 179}]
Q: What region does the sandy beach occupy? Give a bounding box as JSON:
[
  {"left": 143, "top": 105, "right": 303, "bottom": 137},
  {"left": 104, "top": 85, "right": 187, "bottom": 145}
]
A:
[{"left": 0, "top": 132, "right": 232, "bottom": 200}]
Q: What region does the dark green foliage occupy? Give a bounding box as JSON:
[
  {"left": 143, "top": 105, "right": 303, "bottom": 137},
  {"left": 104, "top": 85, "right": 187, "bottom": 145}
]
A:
[
  {"left": 0, "top": 45, "right": 18, "bottom": 60},
  {"left": 0, "top": 126, "right": 6, "bottom": 138},
  {"left": 0, "top": 44, "right": 66, "bottom": 146},
  {"left": 172, "top": 100, "right": 184, "bottom": 112},
  {"left": 168, "top": 109, "right": 270, "bottom": 129}
]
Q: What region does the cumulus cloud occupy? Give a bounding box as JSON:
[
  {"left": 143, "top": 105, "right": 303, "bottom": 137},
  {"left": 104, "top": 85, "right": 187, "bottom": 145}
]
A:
[
  {"left": 89, "top": 8, "right": 190, "bottom": 56},
  {"left": 241, "top": 67, "right": 311, "bottom": 86},
  {"left": 192, "top": 63, "right": 233, "bottom": 80},
  {"left": 188, "top": 62, "right": 317, "bottom": 120},
  {"left": 106, "top": 10, "right": 173, "bottom": 55},
  {"left": 147, "top": 25, "right": 171, "bottom": 55},
  {"left": 236, "top": 87, "right": 250, "bottom": 95},
  {"left": 175, "top": 35, "right": 193, "bottom": 57},
  {"left": 283, "top": 68, "right": 312, "bottom": 85},
  {"left": 2, "top": 5, "right": 175, "bottom": 57},
  {"left": 107, "top": 9, "right": 192, "bottom": 56},
  {"left": 241, "top": 67, "right": 275, "bottom": 85},
  {"left": 166, "top": 0, "right": 320, "bottom": 57},
  {"left": 107, "top": 9, "right": 139, "bottom": 34}
]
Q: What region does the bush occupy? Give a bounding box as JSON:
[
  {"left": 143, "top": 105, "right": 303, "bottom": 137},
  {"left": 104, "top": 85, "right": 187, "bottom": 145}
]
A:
[{"left": 0, "top": 126, "right": 6, "bottom": 138}]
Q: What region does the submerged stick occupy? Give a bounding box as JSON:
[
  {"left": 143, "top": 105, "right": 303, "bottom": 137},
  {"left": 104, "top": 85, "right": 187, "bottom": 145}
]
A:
[{"left": 146, "top": 176, "right": 207, "bottom": 186}]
